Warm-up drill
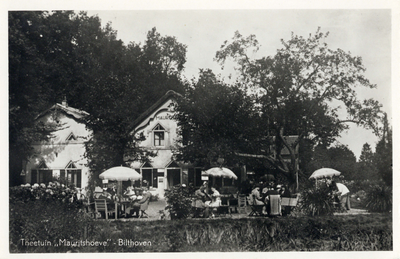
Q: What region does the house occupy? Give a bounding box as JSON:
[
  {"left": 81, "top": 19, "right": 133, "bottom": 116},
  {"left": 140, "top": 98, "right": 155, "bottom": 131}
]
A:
[
  {"left": 23, "top": 100, "right": 91, "bottom": 188},
  {"left": 126, "top": 90, "right": 204, "bottom": 198}
]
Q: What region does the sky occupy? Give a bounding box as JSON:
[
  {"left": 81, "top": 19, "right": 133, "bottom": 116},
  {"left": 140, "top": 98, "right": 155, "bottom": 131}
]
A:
[{"left": 84, "top": 8, "right": 392, "bottom": 159}]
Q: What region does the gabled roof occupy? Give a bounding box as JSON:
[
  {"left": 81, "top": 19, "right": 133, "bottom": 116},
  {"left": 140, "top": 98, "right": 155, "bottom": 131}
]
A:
[
  {"left": 128, "top": 90, "right": 182, "bottom": 132},
  {"left": 36, "top": 103, "right": 89, "bottom": 121}
]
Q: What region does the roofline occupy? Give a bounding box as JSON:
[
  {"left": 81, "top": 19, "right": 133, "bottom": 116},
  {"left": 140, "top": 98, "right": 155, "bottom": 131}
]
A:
[
  {"left": 35, "top": 103, "right": 89, "bottom": 121},
  {"left": 128, "top": 90, "right": 182, "bottom": 132}
]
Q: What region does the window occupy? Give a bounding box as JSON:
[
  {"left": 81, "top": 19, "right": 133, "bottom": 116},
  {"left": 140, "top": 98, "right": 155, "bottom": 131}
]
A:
[
  {"left": 153, "top": 124, "right": 165, "bottom": 146},
  {"left": 31, "top": 161, "right": 52, "bottom": 185},
  {"left": 60, "top": 161, "right": 82, "bottom": 188}
]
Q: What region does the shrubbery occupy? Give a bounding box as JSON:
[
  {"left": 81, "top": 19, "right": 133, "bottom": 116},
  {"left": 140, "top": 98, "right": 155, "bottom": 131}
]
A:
[
  {"left": 298, "top": 184, "right": 335, "bottom": 216},
  {"left": 365, "top": 185, "right": 392, "bottom": 213},
  {"left": 164, "top": 184, "right": 192, "bottom": 220},
  {"left": 10, "top": 183, "right": 94, "bottom": 253}
]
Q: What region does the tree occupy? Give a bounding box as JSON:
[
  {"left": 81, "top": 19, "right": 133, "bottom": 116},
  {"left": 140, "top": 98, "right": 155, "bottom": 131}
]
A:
[
  {"left": 307, "top": 144, "right": 357, "bottom": 180},
  {"left": 214, "top": 28, "right": 383, "bottom": 189},
  {"left": 174, "top": 69, "right": 258, "bottom": 168},
  {"left": 374, "top": 113, "right": 392, "bottom": 186},
  {"left": 9, "top": 11, "right": 187, "bottom": 187},
  {"left": 355, "top": 143, "right": 378, "bottom": 181},
  {"left": 9, "top": 11, "right": 81, "bottom": 185}
]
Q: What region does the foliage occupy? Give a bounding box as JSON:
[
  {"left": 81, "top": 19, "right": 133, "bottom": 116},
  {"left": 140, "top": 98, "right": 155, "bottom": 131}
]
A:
[
  {"left": 9, "top": 183, "right": 94, "bottom": 252},
  {"left": 373, "top": 113, "right": 392, "bottom": 186},
  {"left": 9, "top": 10, "right": 187, "bottom": 187},
  {"left": 174, "top": 69, "right": 256, "bottom": 167},
  {"left": 298, "top": 184, "right": 335, "bottom": 216},
  {"left": 365, "top": 185, "right": 392, "bottom": 213},
  {"left": 9, "top": 11, "right": 79, "bottom": 185},
  {"left": 354, "top": 142, "right": 379, "bottom": 181},
  {"left": 308, "top": 144, "right": 357, "bottom": 180},
  {"left": 213, "top": 28, "right": 384, "bottom": 187},
  {"left": 164, "top": 184, "right": 193, "bottom": 219}
]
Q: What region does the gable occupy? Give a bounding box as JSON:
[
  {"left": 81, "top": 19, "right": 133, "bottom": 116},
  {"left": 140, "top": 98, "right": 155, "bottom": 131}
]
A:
[
  {"left": 129, "top": 90, "right": 181, "bottom": 133},
  {"left": 34, "top": 105, "right": 91, "bottom": 144}
]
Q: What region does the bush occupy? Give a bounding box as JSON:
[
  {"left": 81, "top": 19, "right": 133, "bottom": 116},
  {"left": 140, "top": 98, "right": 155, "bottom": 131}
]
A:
[
  {"left": 365, "top": 185, "right": 392, "bottom": 213},
  {"left": 298, "top": 185, "right": 335, "bottom": 216},
  {"left": 9, "top": 183, "right": 94, "bottom": 253},
  {"left": 164, "top": 184, "right": 192, "bottom": 220}
]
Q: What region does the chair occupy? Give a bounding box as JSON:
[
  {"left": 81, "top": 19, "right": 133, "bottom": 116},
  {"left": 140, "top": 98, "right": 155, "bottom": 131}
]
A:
[
  {"left": 248, "top": 194, "right": 264, "bottom": 216},
  {"left": 267, "top": 194, "right": 281, "bottom": 217},
  {"left": 139, "top": 196, "right": 151, "bottom": 218},
  {"left": 95, "top": 199, "right": 116, "bottom": 220},
  {"left": 216, "top": 196, "right": 230, "bottom": 216},
  {"left": 237, "top": 194, "right": 247, "bottom": 214},
  {"left": 281, "top": 195, "right": 299, "bottom": 216}
]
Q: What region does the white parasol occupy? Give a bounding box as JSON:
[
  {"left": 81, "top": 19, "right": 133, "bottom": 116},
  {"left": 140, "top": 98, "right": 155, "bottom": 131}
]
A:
[
  {"left": 99, "top": 166, "right": 142, "bottom": 181},
  {"left": 309, "top": 168, "right": 341, "bottom": 180},
  {"left": 202, "top": 167, "right": 238, "bottom": 179}
]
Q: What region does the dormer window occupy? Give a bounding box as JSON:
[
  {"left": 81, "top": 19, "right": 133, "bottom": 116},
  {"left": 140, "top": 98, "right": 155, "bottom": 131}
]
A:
[
  {"left": 153, "top": 124, "right": 165, "bottom": 146},
  {"left": 66, "top": 132, "right": 76, "bottom": 141}
]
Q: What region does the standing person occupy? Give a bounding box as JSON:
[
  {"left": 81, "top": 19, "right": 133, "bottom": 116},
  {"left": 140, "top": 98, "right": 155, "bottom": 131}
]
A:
[{"left": 336, "top": 182, "right": 351, "bottom": 211}]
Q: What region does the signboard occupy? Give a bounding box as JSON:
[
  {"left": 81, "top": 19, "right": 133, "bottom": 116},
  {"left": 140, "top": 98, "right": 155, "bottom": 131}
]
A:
[{"left": 201, "top": 175, "right": 209, "bottom": 181}]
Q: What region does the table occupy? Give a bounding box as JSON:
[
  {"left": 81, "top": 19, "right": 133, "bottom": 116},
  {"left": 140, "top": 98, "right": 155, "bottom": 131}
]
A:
[{"left": 220, "top": 194, "right": 238, "bottom": 214}]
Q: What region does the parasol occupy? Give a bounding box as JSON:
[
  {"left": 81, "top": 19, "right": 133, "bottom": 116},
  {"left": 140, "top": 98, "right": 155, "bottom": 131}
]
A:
[
  {"left": 309, "top": 168, "right": 341, "bottom": 180},
  {"left": 202, "top": 167, "right": 238, "bottom": 180},
  {"left": 99, "top": 166, "right": 142, "bottom": 181}
]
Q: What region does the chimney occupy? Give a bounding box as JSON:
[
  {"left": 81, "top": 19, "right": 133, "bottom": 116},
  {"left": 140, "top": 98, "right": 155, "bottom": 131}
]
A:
[{"left": 62, "top": 96, "right": 68, "bottom": 107}]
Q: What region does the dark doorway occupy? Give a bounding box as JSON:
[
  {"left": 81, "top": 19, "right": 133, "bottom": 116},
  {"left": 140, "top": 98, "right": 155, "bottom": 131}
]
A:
[{"left": 167, "top": 169, "right": 181, "bottom": 188}]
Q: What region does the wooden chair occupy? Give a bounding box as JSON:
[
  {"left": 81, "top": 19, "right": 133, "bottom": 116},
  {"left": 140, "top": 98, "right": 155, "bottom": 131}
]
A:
[
  {"left": 267, "top": 194, "right": 282, "bottom": 217},
  {"left": 95, "top": 199, "right": 116, "bottom": 220},
  {"left": 281, "top": 195, "right": 299, "bottom": 216},
  {"left": 237, "top": 194, "right": 247, "bottom": 214},
  {"left": 139, "top": 197, "right": 151, "bottom": 218},
  {"left": 248, "top": 194, "right": 264, "bottom": 216},
  {"left": 217, "top": 196, "right": 230, "bottom": 216}
]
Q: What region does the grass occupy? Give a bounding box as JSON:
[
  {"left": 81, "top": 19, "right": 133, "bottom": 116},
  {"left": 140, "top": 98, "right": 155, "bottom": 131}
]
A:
[
  {"left": 10, "top": 189, "right": 392, "bottom": 253},
  {"left": 21, "top": 212, "right": 388, "bottom": 253}
]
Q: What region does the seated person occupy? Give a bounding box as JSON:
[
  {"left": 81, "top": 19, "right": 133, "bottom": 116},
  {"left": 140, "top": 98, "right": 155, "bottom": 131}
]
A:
[
  {"left": 98, "top": 188, "right": 113, "bottom": 201},
  {"left": 93, "top": 186, "right": 103, "bottom": 199},
  {"left": 279, "top": 185, "right": 291, "bottom": 197},
  {"left": 131, "top": 189, "right": 151, "bottom": 217},
  {"left": 206, "top": 186, "right": 222, "bottom": 207},
  {"left": 193, "top": 185, "right": 211, "bottom": 218},
  {"left": 250, "top": 185, "right": 265, "bottom": 206}
]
